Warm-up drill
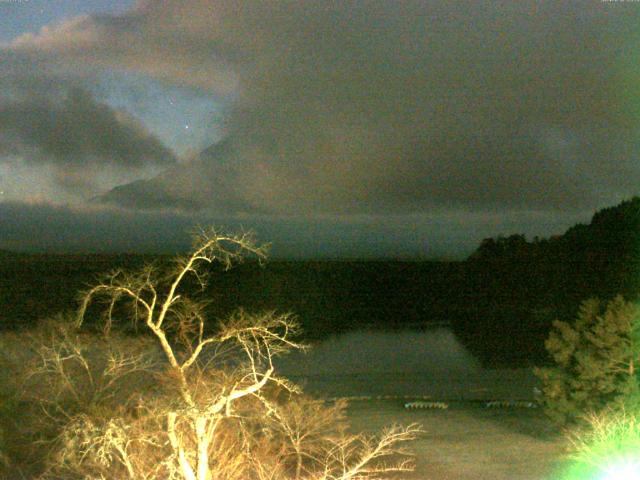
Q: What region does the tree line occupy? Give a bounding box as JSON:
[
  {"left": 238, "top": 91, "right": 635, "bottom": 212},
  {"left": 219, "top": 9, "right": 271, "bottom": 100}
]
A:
[{"left": 457, "top": 196, "right": 640, "bottom": 365}]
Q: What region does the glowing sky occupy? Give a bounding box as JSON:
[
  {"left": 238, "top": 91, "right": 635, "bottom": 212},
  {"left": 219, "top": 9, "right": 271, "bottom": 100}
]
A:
[{"left": 1, "top": 1, "right": 639, "bottom": 257}]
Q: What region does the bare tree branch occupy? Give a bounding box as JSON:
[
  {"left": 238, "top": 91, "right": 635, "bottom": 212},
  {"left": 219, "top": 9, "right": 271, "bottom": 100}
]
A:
[{"left": 19, "top": 228, "right": 420, "bottom": 480}]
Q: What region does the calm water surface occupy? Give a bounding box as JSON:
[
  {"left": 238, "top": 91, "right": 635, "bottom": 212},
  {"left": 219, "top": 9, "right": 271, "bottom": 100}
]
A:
[{"left": 275, "top": 328, "right": 537, "bottom": 400}]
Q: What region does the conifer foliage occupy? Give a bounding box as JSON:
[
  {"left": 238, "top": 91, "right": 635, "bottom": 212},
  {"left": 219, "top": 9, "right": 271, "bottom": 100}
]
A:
[{"left": 535, "top": 296, "right": 640, "bottom": 425}]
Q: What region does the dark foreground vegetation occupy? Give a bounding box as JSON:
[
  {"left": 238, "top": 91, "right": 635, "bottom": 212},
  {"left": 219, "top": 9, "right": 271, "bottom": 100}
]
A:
[{"left": 2, "top": 197, "right": 639, "bottom": 367}]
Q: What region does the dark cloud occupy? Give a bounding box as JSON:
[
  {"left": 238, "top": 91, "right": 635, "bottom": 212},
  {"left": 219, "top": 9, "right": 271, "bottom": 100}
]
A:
[
  {"left": 3, "top": 1, "right": 640, "bottom": 216},
  {"left": 0, "top": 79, "right": 176, "bottom": 169}
]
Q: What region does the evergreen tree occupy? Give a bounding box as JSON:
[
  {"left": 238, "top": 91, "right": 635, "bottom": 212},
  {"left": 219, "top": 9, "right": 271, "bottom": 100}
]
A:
[{"left": 534, "top": 295, "right": 640, "bottom": 425}]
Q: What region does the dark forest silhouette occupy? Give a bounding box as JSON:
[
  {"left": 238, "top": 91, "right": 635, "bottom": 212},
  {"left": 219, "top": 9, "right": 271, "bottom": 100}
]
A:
[{"left": 458, "top": 196, "right": 640, "bottom": 364}]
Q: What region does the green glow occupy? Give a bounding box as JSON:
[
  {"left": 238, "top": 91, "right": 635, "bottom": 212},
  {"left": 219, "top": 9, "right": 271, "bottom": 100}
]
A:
[
  {"left": 558, "top": 457, "right": 640, "bottom": 480},
  {"left": 555, "top": 408, "right": 640, "bottom": 480},
  {"left": 599, "top": 460, "right": 640, "bottom": 480}
]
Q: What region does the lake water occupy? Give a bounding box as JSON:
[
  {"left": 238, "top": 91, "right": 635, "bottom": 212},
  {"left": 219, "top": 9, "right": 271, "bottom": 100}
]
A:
[{"left": 275, "top": 328, "right": 538, "bottom": 400}]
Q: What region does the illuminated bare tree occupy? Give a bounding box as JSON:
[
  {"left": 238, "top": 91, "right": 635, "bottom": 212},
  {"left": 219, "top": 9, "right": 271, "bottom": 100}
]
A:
[{"left": 24, "top": 228, "right": 420, "bottom": 480}]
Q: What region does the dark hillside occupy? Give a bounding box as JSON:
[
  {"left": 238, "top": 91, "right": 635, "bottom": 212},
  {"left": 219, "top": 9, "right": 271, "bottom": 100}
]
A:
[
  {"left": 0, "top": 254, "right": 153, "bottom": 329},
  {"left": 202, "top": 261, "right": 466, "bottom": 338},
  {"left": 0, "top": 255, "right": 464, "bottom": 338},
  {"left": 458, "top": 196, "right": 640, "bottom": 366}
]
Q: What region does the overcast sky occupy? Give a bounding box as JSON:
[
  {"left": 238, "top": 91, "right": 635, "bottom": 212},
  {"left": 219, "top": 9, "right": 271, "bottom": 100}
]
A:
[{"left": 0, "top": 0, "right": 639, "bottom": 258}]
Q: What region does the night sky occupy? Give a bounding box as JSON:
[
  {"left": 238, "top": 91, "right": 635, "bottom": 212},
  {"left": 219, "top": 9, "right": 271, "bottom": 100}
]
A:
[{"left": 1, "top": 1, "right": 639, "bottom": 258}]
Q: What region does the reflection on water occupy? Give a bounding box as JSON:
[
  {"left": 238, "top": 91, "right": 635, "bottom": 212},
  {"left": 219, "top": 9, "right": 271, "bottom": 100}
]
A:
[
  {"left": 275, "top": 328, "right": 537, "bottom": 400},
  {"left": 277, "top": 328, "right": 480, "bottom": 375}
]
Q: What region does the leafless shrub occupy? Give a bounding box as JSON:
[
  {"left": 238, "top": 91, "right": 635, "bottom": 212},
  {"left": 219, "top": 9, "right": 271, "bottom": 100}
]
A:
[{"left": 19, "top": 228, "right": 420, "bottom": 479}]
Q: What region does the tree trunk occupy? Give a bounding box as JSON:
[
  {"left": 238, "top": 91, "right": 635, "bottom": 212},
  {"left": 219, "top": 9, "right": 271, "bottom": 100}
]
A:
[{"left": 195, "top": 416, "right": 211, "bottom": 480}]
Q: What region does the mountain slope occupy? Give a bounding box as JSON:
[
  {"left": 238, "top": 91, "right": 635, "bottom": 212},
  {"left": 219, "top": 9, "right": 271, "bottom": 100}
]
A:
[{"left": 97, "top": 139, "right": 250, "bottom": 212}]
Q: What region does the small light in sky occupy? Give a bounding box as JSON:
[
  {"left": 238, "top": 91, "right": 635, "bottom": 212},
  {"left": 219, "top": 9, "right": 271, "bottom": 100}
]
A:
[{"left": 185, "top": 124, "right": 189, "bottom": 130}]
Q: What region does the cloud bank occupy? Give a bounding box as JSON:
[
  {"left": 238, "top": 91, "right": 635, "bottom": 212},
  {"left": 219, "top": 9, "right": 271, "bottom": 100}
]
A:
[
  {"left": 0, "top": 75, "right": 177, "bottom": 196},
  {"left": 0, "top": 81, "right": 175, "bottom": 167},
  {"left": 5, "top": 1, "right": 639, "bottom": 215},
  {"left": 1, "top": 1, "right": 639, "bottom": 256},
  {"left": 0, "top": 200, "right": 590, "bottom": 258}
]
